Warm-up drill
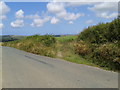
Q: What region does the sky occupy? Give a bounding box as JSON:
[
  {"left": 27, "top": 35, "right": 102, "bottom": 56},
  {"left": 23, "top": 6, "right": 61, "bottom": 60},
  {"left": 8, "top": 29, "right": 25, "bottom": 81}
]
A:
[{"left": 0, "top": 1, "right": 118, "bottom": 36}]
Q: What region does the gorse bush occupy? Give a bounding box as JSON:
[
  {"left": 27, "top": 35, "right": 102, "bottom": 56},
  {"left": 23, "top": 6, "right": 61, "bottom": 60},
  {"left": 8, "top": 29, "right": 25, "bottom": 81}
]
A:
[
  {"left": 3, "top": 35, "right": 56, "bottom": 57},
  {"left": 106, "top": 19, "right": 120, "bottom": 42},
  {"left": 26, "top": 35, "right": 56, "bottom": 47},
  {"left": 92, "top": 43, "right": 120, "bottom": 70},
  {"left": 76, "top": 18, "right": 120, "bottom": 71},
  {"left": 40, "top": 35, "right": 56, "bottom": 47},
  {"left": 74, "top": 40, "right": 91, "bottom": 56},
  {"left": 77, "top": 18, "right": 120, "bottom": 44}
]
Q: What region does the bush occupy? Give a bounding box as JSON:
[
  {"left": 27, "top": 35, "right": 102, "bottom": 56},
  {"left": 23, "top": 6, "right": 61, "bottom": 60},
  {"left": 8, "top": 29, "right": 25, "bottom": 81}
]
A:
[
  {"left": 2, "top": 35, "right": 57, "bottom": 58},
  {"left": 74, "top": 40, "right": 91, "bottom": 56},
  {"left": 77, "top": 18, "right": 120, "bottom": 45},
  {"left": 92, "top": 43, "right": 120, "bottom": 70},
  {"left": 40, "top": 35, "right": 56, "bottom": 47},
  {"left": 29, "top": 44, "right": 56, "bottom": 57}
]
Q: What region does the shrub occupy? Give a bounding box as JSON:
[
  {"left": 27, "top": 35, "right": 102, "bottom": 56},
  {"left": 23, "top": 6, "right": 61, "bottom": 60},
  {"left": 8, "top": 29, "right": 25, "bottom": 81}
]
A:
[
  {"left": 92, "top": 43, "right": 120, "bottom": 70},
  {"left": 29, "top": 44, "right": 56, "bottom": 57},
  {"left": 74, "top": 40, "right": 91, "bottom": 56},
  {"left": 2, "top": 35, "right": 57, "bottom": 58},
  {"left": 40, "top": 35, "right": 56, "bottom": 47},
  {"left": 77, "top": 18, "right": 120, "bottom": 45}
]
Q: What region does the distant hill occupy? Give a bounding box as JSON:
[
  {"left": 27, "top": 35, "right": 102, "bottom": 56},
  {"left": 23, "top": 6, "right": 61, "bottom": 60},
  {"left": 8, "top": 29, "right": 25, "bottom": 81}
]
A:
[{"left": 0, "top": 35, "right": 26, "bottom": 42}]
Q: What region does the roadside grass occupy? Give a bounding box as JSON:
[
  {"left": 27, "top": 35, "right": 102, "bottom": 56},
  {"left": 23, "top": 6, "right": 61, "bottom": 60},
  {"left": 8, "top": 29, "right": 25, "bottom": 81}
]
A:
[
  {"left": 62, "top": 52, "right": 96, "bottom": 66},
  {"left": 55, "top": 36, "right": 100, "bottom": 69}
]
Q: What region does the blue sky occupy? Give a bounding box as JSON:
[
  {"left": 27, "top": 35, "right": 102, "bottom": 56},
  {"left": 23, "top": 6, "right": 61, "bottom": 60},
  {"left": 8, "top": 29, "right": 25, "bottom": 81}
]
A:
[{"left": 0, "top": 2, "right": 118, "bottom": 35}]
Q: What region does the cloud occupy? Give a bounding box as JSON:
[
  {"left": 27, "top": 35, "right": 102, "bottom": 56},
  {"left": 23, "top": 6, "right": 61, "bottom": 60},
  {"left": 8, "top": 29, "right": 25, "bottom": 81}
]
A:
[
  {"left": 51, "top": 17, "right": 59, "bottom": 24},
  {"left": 55, "top": 10, "right": 66, "bottom": 18},
  {"left": 0, "top": 1, "right": 10, "bottom": 20},
  {"left": 31, "top": 19, "right": 43, "bottom": 27},
  {"left": 47, "top": 2, "right": 65, "bottom": 14},
  {"left": 47, "top": 2, "right": 83, "bottom": 21},
  {"left": 89, "top": 2, "right": 117, "bottom": 12},
  {"left": 11, "top": 20, "right": 24, "bottom": 28},
  {"left": 97, "top": 12, "right": 118, "bottom": 19},
  {"left": 64, "top": 13, "right": 83, "bottom": 20},
  {"left": 66, "top": 2, "right": 97, "bottom": 7},
  {"left": 0, "top": 23, "right": 4, "bottom": 29},
  {"left": 0, "top": 15, "right": 7, "bottom": 20},
  {"left": 56, "top": 11, "right": 84, "bottom": 20},
  {"left": 69, "top": 21, "right": 73, "bottom": 24},
  {"left": 88, "top": 2, "right": 118, "bottom": 19},
  {"left": 25, "top": 14, "right": 40, "bottom": 19},
  {"left": 15, "top": 9, "right": 24, "bottom": 18},
  {"left": 85, "top": 20, "right": 93, "bottom": 24},
  {"left": 31, "top": 16, "right": 50, "bottom": 27}
]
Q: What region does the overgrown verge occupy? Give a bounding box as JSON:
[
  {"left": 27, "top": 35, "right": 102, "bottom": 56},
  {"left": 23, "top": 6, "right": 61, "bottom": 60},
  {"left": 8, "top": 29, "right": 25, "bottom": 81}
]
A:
[
  {"left": 75, "top": 18, "right": 120, "bottom": 71},
  {"left": 3, "top": 35, "right": 56, "bottom": 57}
]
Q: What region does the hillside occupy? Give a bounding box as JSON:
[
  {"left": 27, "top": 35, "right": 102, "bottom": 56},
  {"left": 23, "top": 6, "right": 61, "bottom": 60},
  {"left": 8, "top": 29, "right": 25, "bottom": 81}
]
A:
[{"left": 2, "top": 18, "right": 120, "bottom": 71}]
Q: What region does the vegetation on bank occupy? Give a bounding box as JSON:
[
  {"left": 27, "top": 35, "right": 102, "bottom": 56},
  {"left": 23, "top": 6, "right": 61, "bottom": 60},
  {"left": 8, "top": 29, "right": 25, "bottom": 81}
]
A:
[
  {"left": 2, "top": 18, "right": 120, "bottom": 71},
  {"left": 75, "top": 18, "right": 120, "bottom": 71}
]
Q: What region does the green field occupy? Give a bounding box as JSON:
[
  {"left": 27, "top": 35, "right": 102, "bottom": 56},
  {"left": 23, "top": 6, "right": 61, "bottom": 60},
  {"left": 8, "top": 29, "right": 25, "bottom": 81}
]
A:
[{"left": 56, "top": 35, "right": 77, "bottom": 42}]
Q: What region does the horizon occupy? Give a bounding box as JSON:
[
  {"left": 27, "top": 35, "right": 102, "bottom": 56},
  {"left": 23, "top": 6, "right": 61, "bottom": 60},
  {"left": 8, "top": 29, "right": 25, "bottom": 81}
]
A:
[{"left": 0, "top": 33, "right": 78, "bottom": 36}]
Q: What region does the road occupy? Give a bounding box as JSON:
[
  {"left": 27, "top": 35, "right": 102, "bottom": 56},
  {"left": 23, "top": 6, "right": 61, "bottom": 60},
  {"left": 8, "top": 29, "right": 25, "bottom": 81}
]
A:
[{"left": 2, "top": 46, "right": 118, "bottom": 88}]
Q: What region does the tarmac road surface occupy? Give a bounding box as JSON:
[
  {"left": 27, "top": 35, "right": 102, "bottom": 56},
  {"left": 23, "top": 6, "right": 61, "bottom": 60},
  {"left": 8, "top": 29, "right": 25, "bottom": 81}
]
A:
[{"left": 1, "top": 46, "right": 118, "bottom": 88}]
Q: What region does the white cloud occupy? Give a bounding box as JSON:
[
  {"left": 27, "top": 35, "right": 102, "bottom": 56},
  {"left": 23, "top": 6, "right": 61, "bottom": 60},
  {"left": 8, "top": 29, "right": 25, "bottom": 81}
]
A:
[
  {"left": 0, "top": 15, "right": 6, "bottom": 20},
  {"left": 64, "top": 13, "right": 82, "bottom": 20},
  {"left": 51, "top": 17, "right": 59, "bottom": 24},
  {"left": 89, "top": 2, "right": 118, "bottom": 12},
  {"left": 0, "top": 1, "right": 10, "bottom": 20},
  {"left": 69, "top": 21, "right": 73, "bottom": 24},
  {"left": 97, "top": 12, "right": 118, "bottom": 19},
  {"left": 15, "top": 9, "right": 24, "bottom": 18},
  {"left": 56, "top": 11, "right": 84, "bottom": 20},
  {"left": 56, "top": 10, "right": 67, "bottom": 18},
  {"left": 25, "top": 14, "right": 40, "bottom": 19},
  {"left": 31, "top": 16, "right": 50, "bottom": 27},
  {"left": 88, "top": 2, "right": 118, "bottom": 19},
  {"left": 66, "top": 2, "right": 97, "bottom": 7},
  {"left": 85, "top": 20, "right": 93, "bottom": 24},
  {"left": 47, "top": 2, "right": 65, "bottom": 14},
  {"left": 11, "top": 20, "right": 24, "bottom": 28},
  {"left": 47, "top": 2, "right": 83, "bottom": 21},
  {"left": 31, "top": 19, "right": 43, "bottom": 27},
  {"left": 0, "top": 23, "right": 4, "bottom": 29}
]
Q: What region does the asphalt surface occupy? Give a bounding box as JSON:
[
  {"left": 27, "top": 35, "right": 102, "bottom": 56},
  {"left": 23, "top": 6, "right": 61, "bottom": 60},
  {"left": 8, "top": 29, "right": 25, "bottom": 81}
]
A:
[{"left": 2, "top": 46, "right": 118, "bottom": 88}]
